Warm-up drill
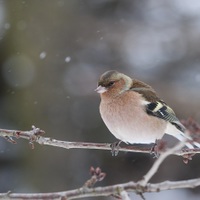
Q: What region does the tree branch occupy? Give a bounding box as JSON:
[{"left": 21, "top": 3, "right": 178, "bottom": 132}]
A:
[
  {"left": 0, "top": 126, "right": 200, "bottom": 157},
  {"left": 1, "top": 124, "right": 200, "bottom": 199},
  {"left": 139, "top": 139, "right": 187, "bottom": 187},
  {"left": 0, "top": 177, "right": 200, "bottom": 199}
]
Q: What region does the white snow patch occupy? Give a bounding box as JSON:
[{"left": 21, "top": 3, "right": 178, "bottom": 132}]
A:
[
  {"left": 65, "top": 56, "right": 71, "bottom": 63},
  {"left": 39, "top": 52, "right": 47, "bottom": 59}
]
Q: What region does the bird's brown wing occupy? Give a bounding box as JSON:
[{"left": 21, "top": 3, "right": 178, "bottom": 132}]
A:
[
  {"left": 146, "top": 101, "right": 186, "bottom": 132},
  {"left": 130, "top": 80, "right": 185, "bottom": 132}
]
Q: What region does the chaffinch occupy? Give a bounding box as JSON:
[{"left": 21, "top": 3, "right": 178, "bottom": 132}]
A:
[{"left": 95, "top": 70, "right": 200, "bottom": 150}]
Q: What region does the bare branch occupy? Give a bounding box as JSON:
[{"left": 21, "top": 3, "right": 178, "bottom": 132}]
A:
[
  {"left": 120, "top": 190, "right": 131, "bottom": 200},
  {"left": 0, "top": 178, "right": 200, "bottom": 199},
  {"left": 0, "top": 127, "right": 200, "bottom": 157},
  {"left": 0, "top": 121, "right": 200, "bottom": 199},
  {"left": 139, "top": 139, "right": 187, "bottom": 187}
]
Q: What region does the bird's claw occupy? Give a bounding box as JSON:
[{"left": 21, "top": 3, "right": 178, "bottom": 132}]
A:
[
  {"left": 4, "top": 136, "right": 17, "bottom": 144},
  {"left": 151, "top": 139, "right": 167, "bottom": 158},
  {"left": 150, "top": 140, "right": 160, "bottom": 158},
  {"left": 110, "top": 141, "right": 122, "bottom": 156}
]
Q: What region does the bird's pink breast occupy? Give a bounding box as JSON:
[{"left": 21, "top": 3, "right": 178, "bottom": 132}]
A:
[{"left": 100, "top": 92, "right": 167, "bottom": 144}]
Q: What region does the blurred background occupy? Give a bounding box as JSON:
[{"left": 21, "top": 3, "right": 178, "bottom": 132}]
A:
[{"left": 0, "top": 0, "right": 200, "bottom": 199}]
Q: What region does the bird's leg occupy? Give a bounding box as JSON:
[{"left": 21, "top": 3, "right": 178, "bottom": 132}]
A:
[
  {"left": 150, "top": 139, "right": 160, "bottom": 158},
  {"left": 151, "top": 139, "right": 167, "bottom": 158},
  {"left": 110, "top": 141, "right": 122, "bottom": 156}
]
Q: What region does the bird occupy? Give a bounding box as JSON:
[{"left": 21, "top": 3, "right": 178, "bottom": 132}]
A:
[{"left": 95, "top": 70, "right": 200, "bottom": 154}]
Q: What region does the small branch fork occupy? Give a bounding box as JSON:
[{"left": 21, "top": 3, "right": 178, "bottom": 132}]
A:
[{"left": 0, "top": 169, "right": 200, "bottom": 199}]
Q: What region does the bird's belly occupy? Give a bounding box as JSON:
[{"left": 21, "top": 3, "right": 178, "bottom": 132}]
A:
[{"left": 100, "top": 101, "right": 167, "bottom": 144}]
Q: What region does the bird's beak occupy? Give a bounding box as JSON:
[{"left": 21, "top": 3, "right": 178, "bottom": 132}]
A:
[{"left": 95, "top": 85, "right": 107, "bottom": 93}]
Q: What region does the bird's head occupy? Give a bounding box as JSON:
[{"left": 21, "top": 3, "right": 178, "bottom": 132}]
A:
[{"left": 95, "top": 70, "right": 132, "bottom": 97}]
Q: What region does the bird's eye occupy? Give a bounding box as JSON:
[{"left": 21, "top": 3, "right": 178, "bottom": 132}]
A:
[{"left": 107, "top": 81, "right": 115, "bottom": 87}]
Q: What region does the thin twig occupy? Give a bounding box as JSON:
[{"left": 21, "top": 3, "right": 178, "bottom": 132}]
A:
[
  {"left": 139, "top": 139, "right": 187, "bottom": 187},
  {"left": 0, "top": 178, "right": 200, "bottom": 199},
  {"left": 0, "top": 127, "right": 200, "bottom": 199},
  {"left": 0, "top": 127, "right": 200, "bottom": 156}
]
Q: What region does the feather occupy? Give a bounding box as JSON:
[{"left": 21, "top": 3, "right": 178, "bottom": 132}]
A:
[
  {"left": 130, "top": 79, "right": 186, "bottom": 132},
  {"left": 146, "top": 101, "right": 186, "bottom": 132}
]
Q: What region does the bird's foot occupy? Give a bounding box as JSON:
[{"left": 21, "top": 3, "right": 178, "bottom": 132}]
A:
[
  {"left": 150, "top": 140, "right": 160, "bottom": 158},
  {"left": 110, "top": 141, "right": 122, "bottom": 156},
  {"left": 151, "top": 139, "right": 167, "bottom": 158}
]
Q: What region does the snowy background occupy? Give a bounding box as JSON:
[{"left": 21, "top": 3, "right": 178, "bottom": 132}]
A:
[{"left": 0, "top": 1, "right": 200, "bottom": 199}]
